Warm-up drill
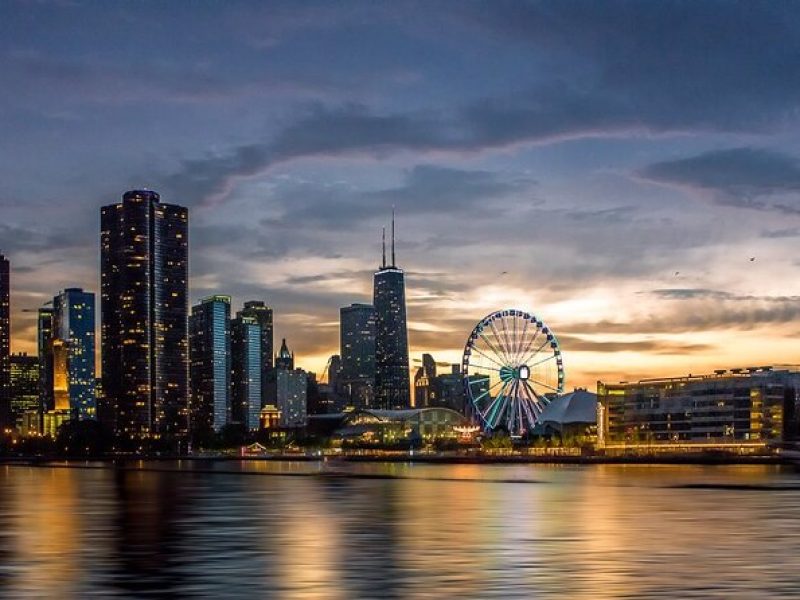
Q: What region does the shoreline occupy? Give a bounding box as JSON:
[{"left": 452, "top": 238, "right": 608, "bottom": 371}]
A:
[{"left": 0, "top": 453, "right": 793, "bottom": 467}]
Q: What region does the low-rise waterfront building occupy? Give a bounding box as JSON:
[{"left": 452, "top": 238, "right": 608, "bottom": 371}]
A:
[{"left": 597, "top": 367, "right": 800, "bottom": 453}]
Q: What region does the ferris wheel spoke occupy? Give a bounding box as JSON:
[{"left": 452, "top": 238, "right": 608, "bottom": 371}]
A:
[
  {"left": 487, "top": 319, "right": 513, "bottom": 364},
  {"left": 518, "top": 383, "right": 542, "bottom": 427},
  {"left": 518, "top": 337, "right": 551, "bottom": 369},
  {"left": 511, "top": 316, "right": 530, "bottom": 363},
  {"left": 471, "top": 378, "right": 505, "bottom": 406},
  {"left": 498, "top": 315, "right": 516, "bottom": 365},
  {"left": 483, "top": 382, "right": 510, "bottom": 428},
  {"left": 470, "top": 365, "right": 502, "bottom": 373},
  {"left": 528, "top": 353, "right": 557, "bottom": 368},
  {"left": 478, "top": 333, "right": 511, "bottom": 368},
  {"left": 468, "top": 345, "right": 508, "bottom": 370},
  {"left": 514, "top": 327, "right": 541, "bottom": 366},
  {"left": 527, "top": 376, "right": 560, "bottom": 394},
  {"left": 520, "top": 381, "right": 545, "bottom": 413},
  {"left": 511, "top": 314, "right": 519, "bottom": 361}
]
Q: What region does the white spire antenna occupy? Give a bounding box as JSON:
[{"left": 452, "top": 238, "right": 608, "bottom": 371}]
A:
[
  {"left": 381, "top": 226, "right": 386, "bottom": 268},
  {"left": 391, "top": 206, "right": 396, "bottom": 266}
]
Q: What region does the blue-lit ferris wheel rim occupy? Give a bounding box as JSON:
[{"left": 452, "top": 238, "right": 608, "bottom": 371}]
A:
[{"left": 461, "top": 309, "right": 565, "bottom": 435}]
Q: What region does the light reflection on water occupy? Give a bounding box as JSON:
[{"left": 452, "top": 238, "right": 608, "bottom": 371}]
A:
[{"left": 0, "top": 462, "right": 799, "bottom": 598}]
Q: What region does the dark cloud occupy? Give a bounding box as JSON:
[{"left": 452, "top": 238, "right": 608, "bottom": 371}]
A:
[
  {"left": 638, "top": 148, "right": 800, "bottom": 211},
  {"left": 129, "top": 1, "right": 800, "bottom": 207},
  {"left": 762, "top": 227, "right": 800, "bottom": 239},
  {"left": 0, "top": 224, "right": 91, "bottom": 254}
]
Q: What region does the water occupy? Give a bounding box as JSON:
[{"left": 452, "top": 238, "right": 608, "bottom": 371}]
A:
[{"left": 0, "top": 460, "right": 799, "bottom": 598}]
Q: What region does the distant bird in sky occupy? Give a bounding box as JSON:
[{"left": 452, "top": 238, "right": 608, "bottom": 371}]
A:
[
  {"left": 500, "top": 271, "right": 508, "bottom": 275},
  {"left": 749, "top": 257, "right": 755, "bottom": 262},
  {"left": 674, "top": 271, "right": 680, "bottom": 276}
]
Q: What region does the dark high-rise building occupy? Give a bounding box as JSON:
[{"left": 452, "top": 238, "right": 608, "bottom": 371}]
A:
[
  {"left": 9, "top": 353, "right": 38, "bottom": 427},
  {"left": 101, "top": 190, "right": 189, "bottom": 442},
  {"left": 53, "top": 288, "right": 96, "bottom": 420},
  {"left": 189, "top": 295, "right": 230, "bottom": 435},
  {"left": 37, "top": 307, "right": 54, "bottom": 414},
  {"left": 0, "top": 253, "right": 10, "bottom": 428},
  {"left": 373, "top": 216, "right": 410, "bottom": 409},
  {"left": 231, "top": 315, "right": 261, "bottom": 430},
  {"left": 238, "top": 301, "right": 274, "bottom": 405},
  {"left": 339, "top": 303, "right": 376, "bottom": 407}
]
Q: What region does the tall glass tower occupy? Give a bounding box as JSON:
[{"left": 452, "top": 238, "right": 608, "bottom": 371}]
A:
[
  {"left": 339, "top": 303, "right": 376, "bottom": 408},
  {"left": 53, "top": 288, "right": 96, "bottom": 420},
  {"left": 238, "top": 300, "right": 274, "bottom": 405},
  {"left": 101, "top": 190, "right": 189, "bottom": 442},
  {"left": 0, "top": 253, "right": 10, "bottom": 428},
  {"left": 37, "top": 307, "right": 54, "bottom": 415},
  {"left": 189, "top": 295, "right": 231, "bottom": 435},
  {"left": 373, "top": 215, "right": 411, "bottom": 409},
  {"left": 231, "top": 314, "right": 262, "bottom": 431}
]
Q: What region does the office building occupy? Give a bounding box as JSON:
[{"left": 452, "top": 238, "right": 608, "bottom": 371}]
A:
[
  {"left": 101, "top": 189, "right": 189, "bottom": 442},
  {"left": 0, "top": 253, "right": 9, "bottom": 429},
  {"left": 277, "top": 368, "right": 307, "bottom": 428},
  {"left": 340, "top": 303, "right": 376, "bottom": 407},
  {"left": 190, "top": 296, "right": 231, "bottom": 435},
  {"left": 37, "top": 307, "right": 54, "bottom": 414},
  {"left": 373, "top": 215, "right": 410, "bottom": 409},
  {"left": 9, "top": 353, "right": 38, "bottom": 429},
  {"left": 53, "top": 288, "right": 96, "bottom": 419},
  {"left": 414, "top": 358, "right": 468, "bottom": 412},
  {"left": 238, "top": 301, "right": 274, "bottom": 405},
  {"left": 597, "top": 367, "right": 800, "bottom": 452},
  {"left": 231, "top": 314, "right": 262, "bottom": 431}
]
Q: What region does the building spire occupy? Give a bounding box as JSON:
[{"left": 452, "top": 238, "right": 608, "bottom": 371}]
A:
[
  {"left": 391, "top": 206, "right": 396, "bottom": 266},
  {"left": 381, "top": 227, "right": 386, "bottom": 268}
]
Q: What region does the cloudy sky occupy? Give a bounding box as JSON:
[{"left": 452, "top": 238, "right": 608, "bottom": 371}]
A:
[{"left": 3, "top": 0, "right": 800, "bottom": 388}]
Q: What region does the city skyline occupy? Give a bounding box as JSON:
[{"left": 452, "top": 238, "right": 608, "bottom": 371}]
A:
[{"left": 4, "top": 2, "right": 800, "bottom": 390}]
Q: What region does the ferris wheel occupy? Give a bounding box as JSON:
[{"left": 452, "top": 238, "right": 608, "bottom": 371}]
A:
[{"left": 462, "top": 309, "right": 564, "bottom": 437}]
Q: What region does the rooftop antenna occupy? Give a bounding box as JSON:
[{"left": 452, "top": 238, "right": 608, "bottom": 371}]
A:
[
  {"left": 381, "top": 226, "right": 386, "bottom": 268},
  {"left": 391, "top": 206, "right": 396, "bottom": 266}
]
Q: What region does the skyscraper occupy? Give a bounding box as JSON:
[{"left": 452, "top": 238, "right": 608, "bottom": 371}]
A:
[
  {"left": 37, "top": 307, "right": 54, "bottom": 415},
  {"left": 231, "top": 314, "right": 261, "bottom": 431},
  {"left": 189, "top": 295, "right": 231, "bottom": 435},
  {"left": 52, "top": 288, "right": 96, "bottom": 420},
  {"left": 238, "top": 300, "right": 274, "bottom": 404},
  {"left": 0, "top": 253, "right": 10, "bottom": 429},
  {"left": 373, "top": 215, "right": 410, "bottom": 409},
  {"left": 101, "top": 190, "right": 189, "bottom": 442},
  {"left": 276, "top": 369, "right": 307, "bottom": 428},
  {"left": 9, "top": 353, "right": 38, "bottom": 428},
  {"left": 339, "top": 303, "right": 376, "bottom": 407}
]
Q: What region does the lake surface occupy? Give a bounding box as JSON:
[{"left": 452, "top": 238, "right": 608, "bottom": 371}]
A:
[{"left": 0, "top": 460, "right": 799, "bottom": 598}]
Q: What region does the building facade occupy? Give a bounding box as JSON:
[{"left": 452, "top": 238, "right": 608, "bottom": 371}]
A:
[
  {"left": 238, "top": 301, "right": 274, "bottom": 406},
  {"left": 101, "top": 189, "right": 189, "bottom": 442},
  {"left": 231, "top": 315, "right": 262, "bottom": 431},
  {"left": 0, "top": 253, "right": 9, "bottom": 429},
  {"left": 189, "top": 295, "right": 231, "bottom": 435},
  {"left": 9, "top": 353, "right": 38, "bottom": 430},
  {"left": 597, "top": 368, "right": 800, "bottom": 451},
  {"left": 37, "top": 307, "right": 54, "bottom": 415},
  {"left": 276, "top": 368, "right": 307, "bottom": 428},
  {"left": 339, "top": 303, "right": 376, "bottom": 408},
  {"left": 53, "top": 288, "right": 96, "bottom": 420},
  {"left": 373, "top": 219, "right": 410, "bottom": 409}
]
